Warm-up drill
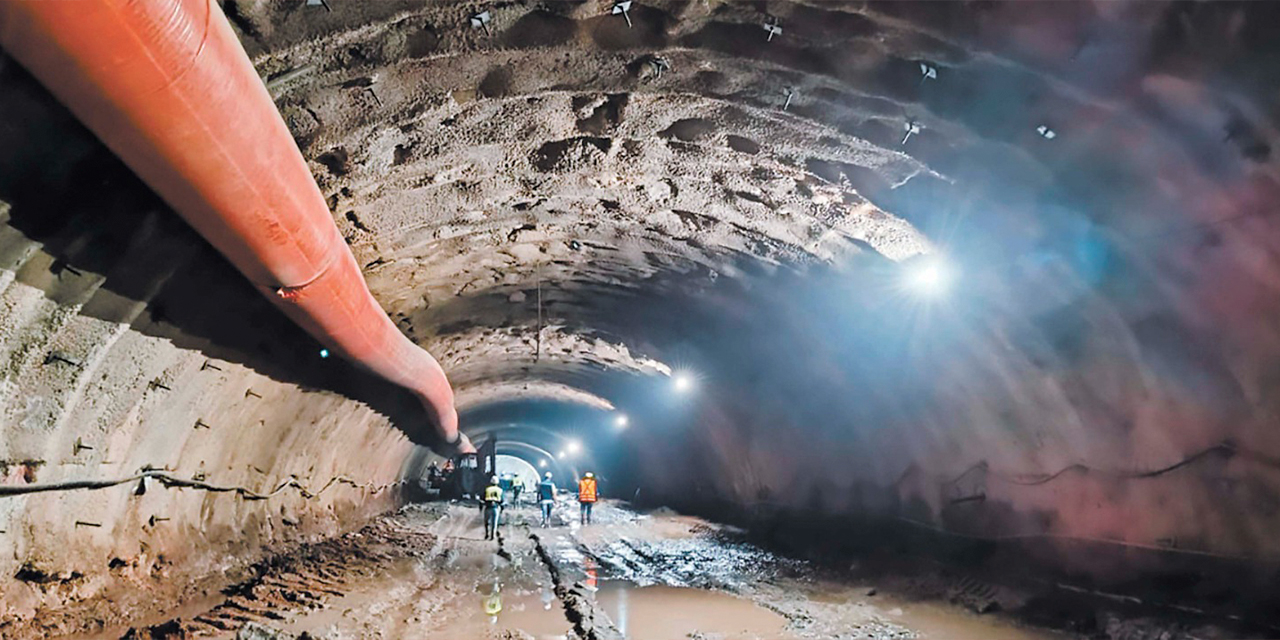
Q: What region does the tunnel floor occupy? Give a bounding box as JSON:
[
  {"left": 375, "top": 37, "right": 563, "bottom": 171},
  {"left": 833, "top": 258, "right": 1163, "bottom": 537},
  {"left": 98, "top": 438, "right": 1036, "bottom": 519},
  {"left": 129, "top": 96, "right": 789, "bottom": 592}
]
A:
[{"left": 97, "top": 500, "right": 1092, "bottom": 640}]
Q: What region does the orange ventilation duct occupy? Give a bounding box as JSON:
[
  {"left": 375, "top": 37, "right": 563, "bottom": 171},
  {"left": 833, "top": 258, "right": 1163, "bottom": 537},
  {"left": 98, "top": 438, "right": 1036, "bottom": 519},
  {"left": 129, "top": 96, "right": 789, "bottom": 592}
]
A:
[{"left": 0, "top": 0, "right": 471, "bottom": 453}]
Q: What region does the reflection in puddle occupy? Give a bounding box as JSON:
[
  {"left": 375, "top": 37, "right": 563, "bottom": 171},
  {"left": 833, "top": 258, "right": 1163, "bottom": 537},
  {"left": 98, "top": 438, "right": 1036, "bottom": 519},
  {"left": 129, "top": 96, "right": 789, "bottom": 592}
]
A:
[
  {"left": 616, "top": 586, "right": 628, "bottom": 634},
  {"left": 595, "top": 580, "right": 786, "bottom": 640},
  {"left": 584, "top": 555, "right": 599, "bottom": 592},
  {"left": 447, "top": 585, "right": 569, "bottom": 640},
  {"left": 444, "top": 580, "right": 786, "bottom": 640},
  {"left": 482, "top": 581, "right": 502, "bottom": 622}
]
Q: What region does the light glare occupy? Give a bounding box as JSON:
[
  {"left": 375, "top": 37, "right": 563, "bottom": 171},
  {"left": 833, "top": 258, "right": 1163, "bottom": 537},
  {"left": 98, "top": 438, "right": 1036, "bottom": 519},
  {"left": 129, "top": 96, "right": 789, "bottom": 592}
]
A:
[
  {"left": 614, "top": 414, "right": 629, "bottom": 429},
  {"left": 906, "top": 258, "right": 952, "bottom": 296},
  {"left": 673, "top": 372, "right": 694, "bottom": 393}
]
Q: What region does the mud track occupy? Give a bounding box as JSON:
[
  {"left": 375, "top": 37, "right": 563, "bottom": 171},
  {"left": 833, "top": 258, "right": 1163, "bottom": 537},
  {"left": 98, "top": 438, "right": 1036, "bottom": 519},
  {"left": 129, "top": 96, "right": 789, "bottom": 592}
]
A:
[{"left": 103, "top": 501, "right": 1266, "bottom": 640}]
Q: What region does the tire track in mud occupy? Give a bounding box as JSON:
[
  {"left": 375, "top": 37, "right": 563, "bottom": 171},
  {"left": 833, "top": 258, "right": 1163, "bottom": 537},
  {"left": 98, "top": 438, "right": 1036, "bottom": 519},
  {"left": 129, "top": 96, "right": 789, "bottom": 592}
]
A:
[
  {"left": 529, "top": 531, "right": 622, "bottom": 640},
  {"left": 120, "top": 516, "right": 441, "bottom": 639}
]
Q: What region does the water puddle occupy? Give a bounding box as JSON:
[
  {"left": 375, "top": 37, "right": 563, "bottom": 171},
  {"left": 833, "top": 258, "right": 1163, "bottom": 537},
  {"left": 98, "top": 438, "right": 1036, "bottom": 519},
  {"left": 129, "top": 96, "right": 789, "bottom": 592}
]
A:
[
  {"left": 596, "top": 581, "right": 786, "bottom": 639},
  {"left": 432, "top": 580, "right": 786, "bottom": 639},
  {"left": 425, "top": 583, "right": 567, "bottom": 639},
  {"left": 807, "top": 583, "right": 1068, "bottom": 640},
  {"left": 882, "top": 600, "right": 1068, "bottom": 640}
]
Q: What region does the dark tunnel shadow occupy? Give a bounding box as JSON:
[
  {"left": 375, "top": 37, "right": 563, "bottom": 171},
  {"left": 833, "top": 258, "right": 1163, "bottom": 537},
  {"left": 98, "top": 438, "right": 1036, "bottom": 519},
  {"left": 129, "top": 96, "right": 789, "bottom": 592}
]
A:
[{"left": 0, "top": 59, "right": 448, "bottom": 450}]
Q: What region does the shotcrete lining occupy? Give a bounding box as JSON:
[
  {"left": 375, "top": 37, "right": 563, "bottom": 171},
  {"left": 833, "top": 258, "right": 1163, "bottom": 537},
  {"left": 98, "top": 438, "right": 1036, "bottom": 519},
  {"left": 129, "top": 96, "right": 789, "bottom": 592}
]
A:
[
  {"left": 454, "top": 379, "right": 617, "bottom": 412},
  {"left": 0, "top": 270, "right": 412, "bottom": 636},
  {"left": 3, "top": 0, "right": 1280, "bottom": 630}
]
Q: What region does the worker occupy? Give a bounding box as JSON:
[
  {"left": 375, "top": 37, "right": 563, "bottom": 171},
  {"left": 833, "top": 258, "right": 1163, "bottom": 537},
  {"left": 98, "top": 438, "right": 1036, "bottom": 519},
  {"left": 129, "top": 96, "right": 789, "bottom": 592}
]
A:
[
  {"left": 499, "top": 472, "right": 513, "bottom": 503},
  {"left": 512, "top": 474, "right": 525, "bottom": 504},
  {"left": 537, "top": 472, "right": 557, "bottom": 528},
  {"left": 483, "top": 476, "right": 503, "bottom": 540},
  {"left": 426, "top": 462, "right": 442, "bottom": 489},
  {"left": 577, "top": 472, "right": 598, "bottom": 525}
]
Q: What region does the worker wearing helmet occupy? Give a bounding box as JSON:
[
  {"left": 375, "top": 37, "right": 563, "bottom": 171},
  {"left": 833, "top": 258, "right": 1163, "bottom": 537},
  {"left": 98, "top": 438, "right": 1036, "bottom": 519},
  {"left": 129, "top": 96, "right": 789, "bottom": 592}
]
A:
[
  {"left": 499, "top": 473, "right": 513, "bottom": 503},
  {"left": 512, "top": 474, "right": 525, "bottom": 504},
  {"left": 538, "top": 472, "right": 557, "bottom": 528},
  {"left": 577, "top": 472, "right": 598, "bottom": 525},
  {"left": 483, "top": 476, "right": 503, "bottom": 540}
]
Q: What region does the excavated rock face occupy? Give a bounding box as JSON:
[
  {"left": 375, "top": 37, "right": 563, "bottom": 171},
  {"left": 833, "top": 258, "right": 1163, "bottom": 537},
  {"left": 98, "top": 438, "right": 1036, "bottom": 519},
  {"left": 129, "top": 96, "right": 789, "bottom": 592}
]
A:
[
  {"left": 2, "top": 0, "right": 1280, "bottom": 630},
  {"left": 253, "top": 0, "right": 1280, "bottom": 584},
  {"left": 0, "top": 66, "right": 417, "bottom": 634}
]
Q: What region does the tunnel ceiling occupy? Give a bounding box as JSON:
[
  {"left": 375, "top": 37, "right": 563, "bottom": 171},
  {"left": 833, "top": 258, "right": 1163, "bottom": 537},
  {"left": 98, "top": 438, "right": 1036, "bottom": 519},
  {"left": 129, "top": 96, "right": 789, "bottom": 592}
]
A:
[
  {"left": 1, "top": 0, "right": 1275, "bottom": 586},
  {"left": 5, "top": 3, "right": 1280, "bottom": 633},
  {"left": 244, "top": 0, "right": 979, "bottom": 396},
  {"left": 227, "top": 0, "right": 1280, "bottom": 412},
  {"left": 227, "top": 0, "right": 1280, "bottom": 568}
]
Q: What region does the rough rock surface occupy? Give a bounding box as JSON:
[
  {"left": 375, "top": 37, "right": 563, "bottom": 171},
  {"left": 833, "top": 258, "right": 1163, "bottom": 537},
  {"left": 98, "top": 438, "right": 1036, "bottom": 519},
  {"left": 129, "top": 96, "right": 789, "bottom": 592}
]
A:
[
  {"left": 2, "top": 0, "right": 1280, "bottom": 633},
  {"left": 240, "top": 0, "right": 1280, "bottom": 595}
]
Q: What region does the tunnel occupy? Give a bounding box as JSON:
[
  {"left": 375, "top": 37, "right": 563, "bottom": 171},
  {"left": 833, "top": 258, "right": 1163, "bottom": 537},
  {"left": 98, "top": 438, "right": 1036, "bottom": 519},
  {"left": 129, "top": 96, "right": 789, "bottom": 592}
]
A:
[{"left": 1, "top": 1, "right": 1278, "bottom": 638}]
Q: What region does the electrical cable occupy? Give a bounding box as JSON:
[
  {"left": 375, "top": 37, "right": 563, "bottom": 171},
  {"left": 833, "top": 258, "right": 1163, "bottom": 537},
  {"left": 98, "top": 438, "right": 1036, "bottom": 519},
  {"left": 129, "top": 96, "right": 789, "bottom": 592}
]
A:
[
  {"left": 713, "top": 491, "right": 1280, "bottom": 563},
  {"left": 888, "top": 513, "right": 1277, "bottom": 563},
  {"left": 902, "top": 439, "right": 1280, "bottom": 490},
  {"left": 0, "top": 469, "right": 405, "bottom": 500}
]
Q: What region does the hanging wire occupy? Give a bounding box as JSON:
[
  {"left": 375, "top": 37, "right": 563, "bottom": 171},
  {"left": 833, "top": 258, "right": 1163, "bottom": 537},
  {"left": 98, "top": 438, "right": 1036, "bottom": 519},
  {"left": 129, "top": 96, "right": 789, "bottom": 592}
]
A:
[
  {"left": 0, "top": 468, "right": 405, "bottom": 500},
  {"left": 535, "top": 261, "right": 543, "bottom": 362}
]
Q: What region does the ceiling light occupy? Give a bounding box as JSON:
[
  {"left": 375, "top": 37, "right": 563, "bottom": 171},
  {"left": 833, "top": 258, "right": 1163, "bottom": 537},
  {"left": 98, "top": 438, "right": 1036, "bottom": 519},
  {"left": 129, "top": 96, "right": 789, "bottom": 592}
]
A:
[
  {"left": 557, "top": 450, "right": 567, "bottom": 459},
  {"left": 566, "top": 440, "right": 582, "bottom": 455},
  {"left": 614, "top": 414, "right": 629, "bottom": 429},
  {"left": 469, "top": 11, "right": 491, "bottom": 36},
  {"left": 319, "top": 348, "right": 330, "bottom": 358},
  {"left": 902, "top": 120, "right": 922, "bottom": 145},
  {"left": 672, "top": 372, "right": 695, "bottom": 393},
  {"left": 611, "top": 1, "right": 632, "bottom": 28},
  {"left": 763, "top": 18, "right": 782, "bottom": 42},
  {"left": 539, "top": 459, "right": 548, "bottom": 468},
  {"left": 905, "top": 257, "right": 953, "bottom": 296}
]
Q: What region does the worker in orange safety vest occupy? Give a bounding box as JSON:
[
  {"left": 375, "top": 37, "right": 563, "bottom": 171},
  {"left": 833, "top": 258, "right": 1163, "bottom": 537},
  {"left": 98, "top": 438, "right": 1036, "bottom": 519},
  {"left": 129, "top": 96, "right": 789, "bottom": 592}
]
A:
[{"left": 577, "top": 472, "right": 598, "bottom": 525}]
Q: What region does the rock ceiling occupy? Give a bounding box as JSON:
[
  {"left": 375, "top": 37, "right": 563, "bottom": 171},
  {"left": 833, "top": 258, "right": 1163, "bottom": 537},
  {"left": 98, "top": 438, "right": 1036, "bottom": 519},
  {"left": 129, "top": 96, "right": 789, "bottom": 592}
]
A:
[
  {"left": 195, "top": 0, "right": 1280, "bottom": 481},
  {"left": 231, "top": 1, "right": 1278, "bottom": 416}
]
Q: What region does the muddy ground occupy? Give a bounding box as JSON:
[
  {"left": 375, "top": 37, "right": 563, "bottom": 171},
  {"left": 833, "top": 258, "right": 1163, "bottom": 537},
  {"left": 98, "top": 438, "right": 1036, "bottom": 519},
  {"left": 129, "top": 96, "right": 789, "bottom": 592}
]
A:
[{"left": 100, "top": 500, "right": 1256, "bottom": 640}]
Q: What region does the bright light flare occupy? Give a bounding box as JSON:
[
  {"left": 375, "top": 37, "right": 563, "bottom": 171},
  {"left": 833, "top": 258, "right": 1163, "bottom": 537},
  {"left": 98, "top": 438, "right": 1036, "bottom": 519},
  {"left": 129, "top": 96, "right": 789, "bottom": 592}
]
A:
[
  {"left": 539, "top": 459, "right": 548, "bottom": 468},
  {"left": 566, "top": 440, "right": 582, "bottom": 455},
  {"left": 614, "top": 414, "right": 629, "bottom": 430},
  {"left": 672, "top": 372, "right": 695, "bottom": 393},
  {"left": 905, "top": 257, "right": 953, "bottom": 296},
  {"left": 557, "top": 450, "right": 567, "bottom": 459}
]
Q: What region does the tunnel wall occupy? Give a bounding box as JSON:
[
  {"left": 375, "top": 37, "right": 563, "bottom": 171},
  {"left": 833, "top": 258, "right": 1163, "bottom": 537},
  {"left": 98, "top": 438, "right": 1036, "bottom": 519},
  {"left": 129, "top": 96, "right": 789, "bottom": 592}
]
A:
[
  {"left": 0, "top": 0, "right": 1271, "bottom": 630},
  {"left": 0, "top": 39, "right": 457, "bottom": 636},
  {"left": 622, "top": 260, "right": 1280, "bottom": 613},
  {"left": 231, "top": 0, "right": 1280, "bottom": 616},
  {"left": 0, "top": 205, "right": 413, "bottom": 636},
  {"left": 197, "top": 0, "right": 1280, "bottom": 584}
]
